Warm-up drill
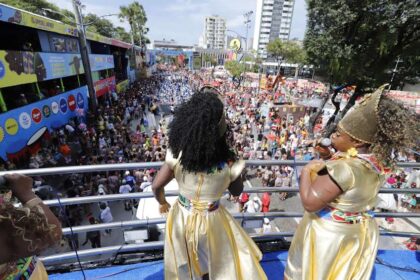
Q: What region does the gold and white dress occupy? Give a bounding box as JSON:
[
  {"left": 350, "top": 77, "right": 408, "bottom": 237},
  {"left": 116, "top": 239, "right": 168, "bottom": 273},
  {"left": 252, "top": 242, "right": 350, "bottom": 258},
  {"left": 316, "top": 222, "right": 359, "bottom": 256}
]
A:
[
  {"left": 163, "top": 150, "right": 267, "bottom": 280},
  {"left": 285, "top": 153, "right": 385, "bottom": 280}
]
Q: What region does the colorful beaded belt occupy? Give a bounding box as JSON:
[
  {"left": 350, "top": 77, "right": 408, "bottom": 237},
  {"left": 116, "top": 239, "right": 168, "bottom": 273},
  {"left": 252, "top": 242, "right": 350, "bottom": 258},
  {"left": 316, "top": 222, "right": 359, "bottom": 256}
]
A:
[
  {"left": 178, "top": 194, "right": 220, "bottom": 212},
  {"left": 317, "top": 207, "right": 375, "bottom": 224}
]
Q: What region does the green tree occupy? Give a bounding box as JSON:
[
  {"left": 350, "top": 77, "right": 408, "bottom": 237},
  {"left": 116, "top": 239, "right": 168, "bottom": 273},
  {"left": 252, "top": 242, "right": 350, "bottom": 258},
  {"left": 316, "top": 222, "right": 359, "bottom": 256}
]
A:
[
  {"left": 119, "top": 1, "right": 147, "bottom": 46},
  {"left": 304, "top": 0, "right": 420, "bottom": 96},
  {"left": 2, "top": 0, "right": 75, "bottom": 22},
  {"left": 225, "top": 60, "right": 246, "bottom": 77},
  {"left": 267, "top": 39, "right": 306, "bottom": 70},
  {"left": 83, "top": 13, "right": 116, "bottom": 37},
  {"left": 114, "top": 27, "right": 131, "bottom": 42}
]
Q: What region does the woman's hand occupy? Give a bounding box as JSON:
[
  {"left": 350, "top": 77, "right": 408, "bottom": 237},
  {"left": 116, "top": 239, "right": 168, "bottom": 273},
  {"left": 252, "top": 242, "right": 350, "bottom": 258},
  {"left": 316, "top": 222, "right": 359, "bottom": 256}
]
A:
[
  {"left": 159, "top": 201, "right": 171, "bottom": 214},
  {"left": 4, "top": 174, "right": 35, "bottom": 203}
]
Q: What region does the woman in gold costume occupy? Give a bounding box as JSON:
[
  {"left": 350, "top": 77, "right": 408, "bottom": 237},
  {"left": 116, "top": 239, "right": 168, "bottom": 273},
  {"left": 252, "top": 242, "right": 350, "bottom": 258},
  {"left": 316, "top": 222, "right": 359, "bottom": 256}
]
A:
[
  {"left": 152, "top": 88, "right": 267, "bottom": 280},
  {"left": 285, "top": 85, "right": 418, "bottom": 280}
]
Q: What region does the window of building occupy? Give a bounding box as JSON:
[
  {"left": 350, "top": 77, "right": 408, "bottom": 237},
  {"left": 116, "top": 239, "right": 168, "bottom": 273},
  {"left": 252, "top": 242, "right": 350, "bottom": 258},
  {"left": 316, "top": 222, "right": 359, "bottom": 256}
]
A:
[
  {"left": 1, "top": 83, "right": 41, "bottom": 111},
  {"left": 0, "top": 21, "right": 42, "bottom": 52},
  {"left": 38, "top": 78, "right": 64, "bottom": 98},
  {"left": 62, "top": 75, "right": 80, "bottom": 91}
]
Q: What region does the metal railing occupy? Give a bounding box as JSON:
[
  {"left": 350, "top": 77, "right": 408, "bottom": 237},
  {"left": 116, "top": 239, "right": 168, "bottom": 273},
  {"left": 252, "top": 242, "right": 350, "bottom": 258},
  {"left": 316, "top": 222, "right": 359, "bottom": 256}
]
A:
[
  {"left": 1, "top": 161, "right": 418, "bottom": 265},
  {"left": 0, "top": 160, "right": 417, "bottom": 177}
]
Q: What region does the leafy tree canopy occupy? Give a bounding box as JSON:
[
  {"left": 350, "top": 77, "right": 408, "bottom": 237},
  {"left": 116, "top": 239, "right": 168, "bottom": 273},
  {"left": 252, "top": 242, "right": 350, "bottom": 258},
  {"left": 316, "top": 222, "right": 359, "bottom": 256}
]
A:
[
  {"left": 119, "top": 1, "right": 148, "bottom": 46},
  {"left": 267, "top": 39, "right": 306, "bottom": 64},
  {"left": 304, "top": 0, "right": 420, "bottom": 91},
  {"left": 84, "top": 13, "right": 116, "bottom": 38},
  {"left": 225, "top": 60, "right": 246, "bottom": 77}
]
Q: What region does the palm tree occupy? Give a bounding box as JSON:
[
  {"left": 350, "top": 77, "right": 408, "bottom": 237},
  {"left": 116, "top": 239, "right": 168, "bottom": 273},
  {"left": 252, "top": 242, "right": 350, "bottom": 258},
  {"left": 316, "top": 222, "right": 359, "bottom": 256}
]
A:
[{"left": 119, "top": 1, "right": 147, "bottom": 46}]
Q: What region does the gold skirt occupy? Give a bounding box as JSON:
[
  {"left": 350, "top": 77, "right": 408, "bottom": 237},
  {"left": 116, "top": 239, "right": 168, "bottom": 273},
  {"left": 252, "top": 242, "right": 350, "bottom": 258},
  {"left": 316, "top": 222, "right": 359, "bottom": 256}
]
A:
[
  {"left": 164, "top": 201, "right": 267, "bottom": 280},
  {"left": 285, "top": 212, "right": 379, "bottom": 280}
]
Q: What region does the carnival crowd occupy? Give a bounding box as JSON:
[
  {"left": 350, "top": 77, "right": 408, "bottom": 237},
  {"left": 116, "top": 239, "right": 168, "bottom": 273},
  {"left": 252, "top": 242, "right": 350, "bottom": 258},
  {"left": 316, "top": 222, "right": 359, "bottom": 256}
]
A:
[{"left": 1, "top": 66, "right": 418, "bottom": 252}]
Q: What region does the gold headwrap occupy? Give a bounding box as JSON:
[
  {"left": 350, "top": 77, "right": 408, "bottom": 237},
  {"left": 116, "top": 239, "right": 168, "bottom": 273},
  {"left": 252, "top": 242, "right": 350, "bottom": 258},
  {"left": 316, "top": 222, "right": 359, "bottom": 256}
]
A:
[{"left": 338, "top": 84, "right": 388, "bottom": 144}]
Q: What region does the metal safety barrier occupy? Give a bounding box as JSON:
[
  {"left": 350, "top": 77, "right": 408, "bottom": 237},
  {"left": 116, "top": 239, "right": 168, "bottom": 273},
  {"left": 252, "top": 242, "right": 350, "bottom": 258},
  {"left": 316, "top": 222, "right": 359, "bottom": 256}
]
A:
[
  {"left": 41, "top": 187, "right": 420, "bottom": 207},
  {"left": 0, "top": 160, "right": 418, "bottom": 177},
  {"left": 0, "top": 161, "right": 418, "bottom": 266}
]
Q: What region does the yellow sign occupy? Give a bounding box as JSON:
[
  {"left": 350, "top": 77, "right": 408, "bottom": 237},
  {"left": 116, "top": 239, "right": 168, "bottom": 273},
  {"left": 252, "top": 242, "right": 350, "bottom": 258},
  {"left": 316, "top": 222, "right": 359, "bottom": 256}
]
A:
[
  {"left": 5, "top": 118, "right": 18, "bottom": 135},
  {"left": 116, "top": 79, "right": 129, "bottom": 93},
  {"left": 0, "top": 126, "right": 4, "bottom": 143},
  {"left": 229, "top": 39, "right": 241, "bottom": 53},
  {"left": 0, "top": 51, "right": 37, "bottom": 88},
  {"left": 0, "top": 4, "right": 77, "bottom": 37}
]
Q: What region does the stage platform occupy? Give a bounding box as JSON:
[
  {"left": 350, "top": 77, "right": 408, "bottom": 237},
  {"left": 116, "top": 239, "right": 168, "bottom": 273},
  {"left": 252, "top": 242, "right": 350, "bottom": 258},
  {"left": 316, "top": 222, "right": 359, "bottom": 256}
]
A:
[{"left": 49, "top": 249, "right": 419, "bottom": 279}]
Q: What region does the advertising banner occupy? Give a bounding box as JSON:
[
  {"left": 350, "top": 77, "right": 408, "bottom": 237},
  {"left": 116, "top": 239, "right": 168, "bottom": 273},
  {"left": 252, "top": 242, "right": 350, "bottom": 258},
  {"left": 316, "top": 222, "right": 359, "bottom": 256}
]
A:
[
  {"left": 37, "top": 53, "right": 83, "bottom": 81},
  {"left": 116, "top": 79, "right": 129, "bottom": 93},
  {"left": 89, "top": 54, "right": 115, "bottom": 72},
  {"left": 0, "top": 50, "right": 37, "bottom": 88},
  {"left": 0, "top": 51, "right": 115, "bottom": 88},
  {"left": 0, "top": 4, "right": 131, "bottom": 49},
  {"left": 94, "top": 76, "right": 116, "bottom": 97},
  {"left": 0, "top": 86, "right": 88, "bottom": 161},
  {"left": 86, "top": 31, "right": 132, "bottom": 49},
  {"left": 0, "top": 4, "right": 77, "bottom": 37}
]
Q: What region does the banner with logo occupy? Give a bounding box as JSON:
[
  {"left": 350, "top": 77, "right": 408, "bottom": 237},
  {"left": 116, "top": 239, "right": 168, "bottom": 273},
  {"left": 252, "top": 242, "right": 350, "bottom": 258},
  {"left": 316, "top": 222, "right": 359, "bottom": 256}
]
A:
[
  {"left": 37, "top": 53, "right": 83, "bottom": 81},
  {"left": 0, "top": 86, "right": 88, "bottom": 161},
  {"left": 0, "top": 4, "right": 77, "bottom": 37},
  {"left": 94, "top": 76, "right": 116, "bottom": 97},
  {"left": 89, "top": 55, "right": 115, "bottom": 72},
  {"left": 0, "top": 50, "right": 38, "bottom": 88},
  {"left": 0, "top": 4, "right": 131, "bottom": 49},
  {"left": 0, "top": 50, "right": 115, "bottom": 87}
]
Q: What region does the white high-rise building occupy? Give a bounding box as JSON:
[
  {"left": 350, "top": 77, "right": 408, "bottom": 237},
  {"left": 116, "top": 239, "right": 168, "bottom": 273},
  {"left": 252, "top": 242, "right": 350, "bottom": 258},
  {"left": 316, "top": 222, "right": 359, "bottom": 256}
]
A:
[
  {"left": 253, "top": 0, "right": 295, "bottom": 58},
  {"left": 203, "top": 15, "right": 226, "bottom": 49}
]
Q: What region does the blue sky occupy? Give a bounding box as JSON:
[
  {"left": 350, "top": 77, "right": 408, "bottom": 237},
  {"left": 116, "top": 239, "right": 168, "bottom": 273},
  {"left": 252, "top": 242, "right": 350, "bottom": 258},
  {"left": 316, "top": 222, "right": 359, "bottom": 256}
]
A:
[{"left": 53, "top": 0, "right": 307, "bottom": 44}]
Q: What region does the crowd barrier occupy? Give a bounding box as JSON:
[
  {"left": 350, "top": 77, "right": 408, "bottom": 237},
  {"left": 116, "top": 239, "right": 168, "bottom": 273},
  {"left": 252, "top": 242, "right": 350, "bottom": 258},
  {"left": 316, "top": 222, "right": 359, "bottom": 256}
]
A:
[{"left": 1, "top": 160, "right": 419, "bottom": 265}]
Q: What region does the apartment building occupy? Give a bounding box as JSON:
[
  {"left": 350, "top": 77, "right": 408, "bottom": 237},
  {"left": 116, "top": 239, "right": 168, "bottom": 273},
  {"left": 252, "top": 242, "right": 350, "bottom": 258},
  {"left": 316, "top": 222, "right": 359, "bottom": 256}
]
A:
[
  {"left": 203, "top": 15, "right": 227, "bottom": 49},
  {"left": 253, "top": 0, "right": 295, "bottom": 58}
]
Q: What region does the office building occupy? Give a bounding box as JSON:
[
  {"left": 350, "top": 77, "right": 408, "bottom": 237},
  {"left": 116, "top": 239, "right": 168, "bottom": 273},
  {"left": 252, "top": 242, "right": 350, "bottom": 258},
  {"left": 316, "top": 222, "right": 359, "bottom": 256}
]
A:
[
  {"left": 253, "top": 0, "right": 295, "bottom": 58},
  {"left": 203, "top": 15, "right": 226, "bottom": 49}
]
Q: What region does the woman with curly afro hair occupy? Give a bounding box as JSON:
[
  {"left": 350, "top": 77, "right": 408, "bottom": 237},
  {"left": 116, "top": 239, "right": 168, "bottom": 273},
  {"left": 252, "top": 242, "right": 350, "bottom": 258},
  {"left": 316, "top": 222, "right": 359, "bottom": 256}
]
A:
[
  {"left": 153, "top": 87, "right": 267, "bottom": 280},
  {"left": 285, "top": 84, "right": 419, "bottom": 280}
]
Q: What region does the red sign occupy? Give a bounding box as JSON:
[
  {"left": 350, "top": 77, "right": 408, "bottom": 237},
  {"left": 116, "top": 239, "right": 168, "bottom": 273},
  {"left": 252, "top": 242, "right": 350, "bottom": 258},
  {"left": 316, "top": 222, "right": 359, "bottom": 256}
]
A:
[
  {"left": 94, "top": 76, "right": 116, "bottom": 97},
  {"left": 31, "top": 108, "right": 42, "bottom": 123},
  {"left": 68, "top": 94, "right": 76, "bottom": 111}
]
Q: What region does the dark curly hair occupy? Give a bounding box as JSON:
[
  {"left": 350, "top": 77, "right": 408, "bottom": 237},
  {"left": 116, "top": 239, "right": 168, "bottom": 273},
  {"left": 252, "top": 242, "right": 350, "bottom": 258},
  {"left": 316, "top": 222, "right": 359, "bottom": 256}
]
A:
[
  {"left": 168, "top": 89, "right": 234, "bottom": 172},
  {"left": 371, "top": 95, "right": 419, "bottom": 167}
]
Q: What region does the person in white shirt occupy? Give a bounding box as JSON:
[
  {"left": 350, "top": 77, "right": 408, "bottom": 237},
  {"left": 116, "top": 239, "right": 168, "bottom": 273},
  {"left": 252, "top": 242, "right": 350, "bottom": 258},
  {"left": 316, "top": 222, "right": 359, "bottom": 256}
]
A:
[
  {"left": 120, "top": 180, "right": 133, "bottom": 211},
  {"left": 99, "top": 203, "right": 113, "bottom": 234},
  {"left": 261, "top": 218, "right": 272, "bottom": 234},
  {"left": 119, "top": 180, "right": 132, "bottom": 194},
  {"left": 244, "top": 196, "right": 262, "bottom": 213}
]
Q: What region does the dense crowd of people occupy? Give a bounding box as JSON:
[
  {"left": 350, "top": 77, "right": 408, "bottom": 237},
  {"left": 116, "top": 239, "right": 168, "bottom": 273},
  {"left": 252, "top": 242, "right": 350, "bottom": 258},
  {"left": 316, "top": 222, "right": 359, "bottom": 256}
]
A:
[{"left": 1, "top": 66, "right": 418, "bottom": 253}]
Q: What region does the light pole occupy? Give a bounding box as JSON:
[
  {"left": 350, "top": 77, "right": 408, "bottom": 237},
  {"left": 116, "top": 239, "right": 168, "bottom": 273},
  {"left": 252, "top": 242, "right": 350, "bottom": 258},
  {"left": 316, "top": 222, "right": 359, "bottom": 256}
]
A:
[
  {"left": 72, "top": 0, "right": 97, "bottom": 116},
  {"left": 243, "top": 11, "right": 253, "bottom": 52}
]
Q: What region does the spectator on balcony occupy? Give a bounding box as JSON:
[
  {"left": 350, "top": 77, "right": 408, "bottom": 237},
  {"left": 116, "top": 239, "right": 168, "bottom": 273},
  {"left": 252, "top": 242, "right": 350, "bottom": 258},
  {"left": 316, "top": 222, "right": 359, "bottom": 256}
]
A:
[{"left": 285, "top": 85, "right": 419, "bottom": 280}]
